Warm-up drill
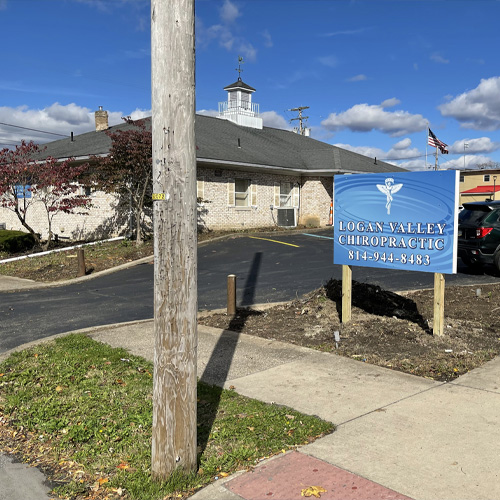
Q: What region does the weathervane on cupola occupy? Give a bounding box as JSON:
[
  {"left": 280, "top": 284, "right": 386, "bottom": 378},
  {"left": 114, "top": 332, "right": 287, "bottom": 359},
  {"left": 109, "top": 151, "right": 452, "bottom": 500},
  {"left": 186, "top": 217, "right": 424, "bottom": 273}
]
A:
[
  {"left": 236, "top": 55, "right": 244, "bottom": 81},
  {"left": 217, "top": 56, "right": 263, "bottom": 129}
]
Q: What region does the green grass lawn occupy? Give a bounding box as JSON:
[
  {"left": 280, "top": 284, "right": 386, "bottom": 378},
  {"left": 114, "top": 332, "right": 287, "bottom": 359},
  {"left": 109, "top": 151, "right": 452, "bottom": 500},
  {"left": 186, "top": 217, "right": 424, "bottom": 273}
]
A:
[{"left": 0, "top": 335, "right": 334, "bottom": 500}]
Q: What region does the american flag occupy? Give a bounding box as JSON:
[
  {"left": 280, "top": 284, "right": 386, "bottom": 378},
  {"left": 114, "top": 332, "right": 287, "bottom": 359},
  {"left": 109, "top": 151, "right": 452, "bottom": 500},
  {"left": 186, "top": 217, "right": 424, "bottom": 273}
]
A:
[{"left": 428, "top": 129, "right": 448, "bottom": 154}]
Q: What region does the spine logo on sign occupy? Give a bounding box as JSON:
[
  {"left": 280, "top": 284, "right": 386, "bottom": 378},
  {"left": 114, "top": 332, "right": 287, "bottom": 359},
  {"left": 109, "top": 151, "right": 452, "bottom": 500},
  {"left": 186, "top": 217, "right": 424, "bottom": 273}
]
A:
[{"left": 376, "top": 178, "right": 403, "bottom": 215}]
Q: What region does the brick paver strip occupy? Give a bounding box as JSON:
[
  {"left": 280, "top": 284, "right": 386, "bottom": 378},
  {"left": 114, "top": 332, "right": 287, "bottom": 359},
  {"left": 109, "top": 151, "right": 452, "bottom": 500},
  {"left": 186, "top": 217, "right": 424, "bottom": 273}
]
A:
[{"left": 226, "top": 451, "right": 413, "bottom": 500}]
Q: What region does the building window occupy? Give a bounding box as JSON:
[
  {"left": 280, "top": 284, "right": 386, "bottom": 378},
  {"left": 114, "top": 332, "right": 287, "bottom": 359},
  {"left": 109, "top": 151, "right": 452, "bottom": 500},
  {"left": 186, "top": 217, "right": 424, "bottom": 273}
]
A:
[
  {"left": 460, "top": 175, "right": 464, "bottom": 183},
  {"left": 274, "top": 182, "right": 299, "bottom": 208},
  {"left": 484, "top": 174, "right": 490, "bottom": 182},
  {"left": 235, "top": 178, "right": 250, "bottom": 207},
  {"left": 280, "top": 182, "right": 293, "bottom": 207}
]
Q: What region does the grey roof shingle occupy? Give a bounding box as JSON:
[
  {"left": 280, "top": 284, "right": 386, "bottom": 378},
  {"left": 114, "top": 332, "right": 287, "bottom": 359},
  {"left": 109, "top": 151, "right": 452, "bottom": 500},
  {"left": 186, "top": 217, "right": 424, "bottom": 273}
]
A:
[{"left": 38, "top": 114, "right": 404, "bottom": 175}]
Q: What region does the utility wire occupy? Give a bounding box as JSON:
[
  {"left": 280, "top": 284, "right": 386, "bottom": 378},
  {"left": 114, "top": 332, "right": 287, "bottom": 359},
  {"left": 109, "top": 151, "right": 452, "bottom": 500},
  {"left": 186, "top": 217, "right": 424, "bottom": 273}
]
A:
[
  {"left": 0, "top": 121, "right": 68, "bottom": 138},
  {"left": 381, "top": 152, "right": 461, "bottom": 161}
]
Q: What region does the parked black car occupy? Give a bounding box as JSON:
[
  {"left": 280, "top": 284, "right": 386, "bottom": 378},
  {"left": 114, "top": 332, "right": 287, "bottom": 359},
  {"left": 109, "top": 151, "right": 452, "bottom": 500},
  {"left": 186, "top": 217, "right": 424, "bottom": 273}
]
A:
[{"left": 458, "top": 200, "right": 500, "bottom": 270}]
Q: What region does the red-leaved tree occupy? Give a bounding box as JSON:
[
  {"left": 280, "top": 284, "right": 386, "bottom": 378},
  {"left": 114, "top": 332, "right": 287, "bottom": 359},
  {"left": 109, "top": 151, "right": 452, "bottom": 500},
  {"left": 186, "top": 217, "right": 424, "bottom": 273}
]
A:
[
  {"left": 0, "top": 140, "right": 91, "bottom": 250},
  {"left": 92, "top": 118, "right": 152, "bottom": 245}
]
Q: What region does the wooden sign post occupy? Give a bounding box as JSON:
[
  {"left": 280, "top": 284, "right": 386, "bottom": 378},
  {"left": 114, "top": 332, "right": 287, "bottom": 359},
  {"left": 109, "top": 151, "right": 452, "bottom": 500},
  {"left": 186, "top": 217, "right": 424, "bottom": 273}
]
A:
[
  {"left": 433, "top": 273, "right": 445, "bottom": 336},
  {"left": 342, "top": 265, "right": 352, "bottom": 323}
]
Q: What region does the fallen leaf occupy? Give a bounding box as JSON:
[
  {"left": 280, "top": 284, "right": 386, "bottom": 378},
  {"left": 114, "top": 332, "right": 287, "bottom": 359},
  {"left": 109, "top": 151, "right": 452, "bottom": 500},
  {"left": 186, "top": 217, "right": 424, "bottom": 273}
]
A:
[
  {"left": 229, "top": 385, "right": 235, "bottom": 390},
  {"left": 301, "top": 486, "right": 327, "bottom": 498},
  {"left": 117, "top": 462, "right": 130, "bottom": 470},
  {"left": 219, "top": 472, "right": 229, "bottom": 477},
  {"left": 247, "top": 426, "right": 255, "bottom": 432},
  {"left": 55, "top": 386, "right": 63, "bottom": 392}
]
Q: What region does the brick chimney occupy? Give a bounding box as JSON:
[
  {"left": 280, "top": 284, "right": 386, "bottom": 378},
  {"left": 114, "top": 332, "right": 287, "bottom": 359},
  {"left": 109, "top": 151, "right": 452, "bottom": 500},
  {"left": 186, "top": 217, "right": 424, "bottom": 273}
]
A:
[{"left": 95, "top": 106, "right": 108, "bottom": 132}]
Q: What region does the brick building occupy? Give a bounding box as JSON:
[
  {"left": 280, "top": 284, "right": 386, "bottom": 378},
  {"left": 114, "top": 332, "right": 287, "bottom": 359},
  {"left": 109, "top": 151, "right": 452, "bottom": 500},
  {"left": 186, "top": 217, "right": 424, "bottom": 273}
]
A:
[{"left": 0, "top": 79, "right": 405, "bottom": 240}]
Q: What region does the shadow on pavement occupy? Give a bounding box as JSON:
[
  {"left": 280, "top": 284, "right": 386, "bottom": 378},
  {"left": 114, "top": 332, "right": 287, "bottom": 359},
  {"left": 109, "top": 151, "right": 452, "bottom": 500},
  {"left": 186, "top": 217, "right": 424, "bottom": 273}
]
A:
[{"left": 198, "top": 252, "right": 262, "bottom": 456}]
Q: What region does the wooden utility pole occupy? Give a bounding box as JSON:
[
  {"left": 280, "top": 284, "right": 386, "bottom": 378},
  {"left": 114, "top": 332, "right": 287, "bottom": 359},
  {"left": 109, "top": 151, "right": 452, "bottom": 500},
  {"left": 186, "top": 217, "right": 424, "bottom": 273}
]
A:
[{"left": 151, "top": 0, "right": 197, "bottom": 479}]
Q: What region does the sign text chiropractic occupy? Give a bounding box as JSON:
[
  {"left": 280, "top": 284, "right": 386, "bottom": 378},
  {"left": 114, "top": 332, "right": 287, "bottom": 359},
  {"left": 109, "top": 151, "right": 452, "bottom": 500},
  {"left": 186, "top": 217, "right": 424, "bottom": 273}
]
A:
[{"left": 337, "top": 220, "right": 447, "bottom": 251}]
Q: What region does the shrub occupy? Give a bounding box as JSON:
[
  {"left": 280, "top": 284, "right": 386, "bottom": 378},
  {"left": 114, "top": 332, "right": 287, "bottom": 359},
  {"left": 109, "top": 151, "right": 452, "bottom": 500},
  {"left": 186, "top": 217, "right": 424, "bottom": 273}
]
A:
[{"left": 0, "top": 230, "right": 36, "bottom": 254}]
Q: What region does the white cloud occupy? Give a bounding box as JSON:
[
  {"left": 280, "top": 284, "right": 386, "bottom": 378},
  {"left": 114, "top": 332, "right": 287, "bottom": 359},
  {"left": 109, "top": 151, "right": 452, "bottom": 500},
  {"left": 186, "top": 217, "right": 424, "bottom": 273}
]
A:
[
  {"left": 128, "top": 108, "right": 151, "bottom": 121},
  {"left": 0, "top": 103, "right": 147, "bottom": 146},
  {"left": 196, "top": 109, "right": 290, "bottom": 130},
  {"left": 334, "top": 136, "right": 500, "bottom": 171},
  {"left": 380, "top": 98, "right": 400, "bottom": 108},
  {"left": 396, "top": 158, "right": 427, "bottom": 171},
  {"left": 322, "top": 100, "right": 427, "bottom": 137},
  {"left": 393, "top": 138, "right": 412, "bottom": 150},
  {"left": 196, "top": 1, "right": 258, "bottom": 62},
  {"left": 449, "top": 137, "right": 500, "bottom": 155},
  {"left": 334, "top": 139, "right": 420, "bottom": 162},
  {"left": 439, "top": 76, "right": 500, "bottom": 130},
  {"left": 260, "top": 111, "right": 291, "bottom": 130},
  {"left": 220, "top": 0, "right": 240, "bottom": 23},
  {"left": 430, "top": 53, "right": 449, "bottom": 64},
  {"left": 440, "top": 155, "right": 494, "bottom": 170},
  {"left": 320, "top": 28, "right": 367, "bottom": 37},
  {"left": 347, "top": 74, "right": 367, "bottom": 82},
  {"left": 261, "top": 30, "right": 273, "bottom": 48},
  {"left": 197, "top": 109, "right": 219, "bottom": 118},
  {"left": 317, "top": 56, "right": 338, "bottom": 68}
]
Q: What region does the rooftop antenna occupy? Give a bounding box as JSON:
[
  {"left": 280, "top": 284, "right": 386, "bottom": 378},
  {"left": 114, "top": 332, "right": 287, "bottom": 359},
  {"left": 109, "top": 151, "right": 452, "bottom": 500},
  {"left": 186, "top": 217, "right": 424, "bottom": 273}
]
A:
[
  {"left": 289, "top": 106, "right": 309, "bottom": 135},
  {"left": 236, "top": 56, "right": 244, "bottom": 81}
]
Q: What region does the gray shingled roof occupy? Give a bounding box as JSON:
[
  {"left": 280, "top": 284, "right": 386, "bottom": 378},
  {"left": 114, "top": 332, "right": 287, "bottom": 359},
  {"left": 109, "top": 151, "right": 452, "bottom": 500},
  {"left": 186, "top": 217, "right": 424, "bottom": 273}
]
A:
[{"left": 38, "top": 114, "right": 404, "bottom": 175}]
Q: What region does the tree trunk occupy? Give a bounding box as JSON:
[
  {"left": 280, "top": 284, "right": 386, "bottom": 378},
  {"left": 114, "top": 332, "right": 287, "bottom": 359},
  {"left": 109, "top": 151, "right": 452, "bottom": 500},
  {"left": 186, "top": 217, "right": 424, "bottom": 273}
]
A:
[
  {"left": 151, "top": 0, "right": 197, "bottom": 480},
  {"left": 14, "top": 207, "right": 40, "bottom": 246},
  {"left": 135, "top": 206, "right": 142, "bottom": 246}
]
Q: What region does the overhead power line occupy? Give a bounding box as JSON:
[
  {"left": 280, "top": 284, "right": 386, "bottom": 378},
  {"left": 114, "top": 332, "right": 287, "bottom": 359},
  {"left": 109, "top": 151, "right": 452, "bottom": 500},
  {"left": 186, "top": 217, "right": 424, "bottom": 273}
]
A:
[{"left": 0, "top": 121, "right": 68, "bottom": 138}]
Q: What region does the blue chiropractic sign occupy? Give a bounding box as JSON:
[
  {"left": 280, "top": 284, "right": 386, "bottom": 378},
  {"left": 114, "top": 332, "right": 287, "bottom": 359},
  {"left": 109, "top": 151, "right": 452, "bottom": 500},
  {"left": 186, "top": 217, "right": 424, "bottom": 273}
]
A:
[{"left": 333, "top": 170, "right": 459, "bottom": 274}]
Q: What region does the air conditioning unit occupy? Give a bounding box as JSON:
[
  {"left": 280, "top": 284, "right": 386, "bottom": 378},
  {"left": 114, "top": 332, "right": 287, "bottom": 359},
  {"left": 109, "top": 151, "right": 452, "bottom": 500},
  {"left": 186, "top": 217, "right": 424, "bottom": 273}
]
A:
[
  {"left": 277, "top": 208, "right": 296, "bottom": 227},
  {"left": 0, "top": 223, "right": 5, "bottom": 230}
]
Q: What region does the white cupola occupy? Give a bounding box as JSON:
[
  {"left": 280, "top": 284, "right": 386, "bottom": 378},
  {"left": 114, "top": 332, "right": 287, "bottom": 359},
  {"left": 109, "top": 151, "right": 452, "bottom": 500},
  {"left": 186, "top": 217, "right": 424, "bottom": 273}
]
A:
[{"left": 218, "top": 59, "right": 263, "bottom": 129}]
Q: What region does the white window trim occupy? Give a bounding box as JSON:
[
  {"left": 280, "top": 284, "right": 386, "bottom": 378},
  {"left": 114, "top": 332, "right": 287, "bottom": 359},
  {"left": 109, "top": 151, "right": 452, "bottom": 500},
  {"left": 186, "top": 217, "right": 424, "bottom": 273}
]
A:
[{"left": 234, "top": 178, "right": 251, "bottom": 207}]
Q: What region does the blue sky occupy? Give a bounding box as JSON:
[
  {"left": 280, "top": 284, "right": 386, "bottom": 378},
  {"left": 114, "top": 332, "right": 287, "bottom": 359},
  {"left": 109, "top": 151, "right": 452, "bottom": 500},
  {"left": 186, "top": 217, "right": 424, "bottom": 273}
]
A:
[{"left": 1, "top": 0, "right": 500, "bottom": 171}]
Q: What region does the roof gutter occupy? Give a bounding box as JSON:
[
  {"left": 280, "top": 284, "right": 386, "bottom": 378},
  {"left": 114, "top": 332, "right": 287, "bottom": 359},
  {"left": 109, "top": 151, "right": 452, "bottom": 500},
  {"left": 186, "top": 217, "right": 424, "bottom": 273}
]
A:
[
  {"left": 197, "top": 157, "right": 361, "bottom": 175},
  {"left": 42, "top": 154, "right": 365, "bottom": 176}
]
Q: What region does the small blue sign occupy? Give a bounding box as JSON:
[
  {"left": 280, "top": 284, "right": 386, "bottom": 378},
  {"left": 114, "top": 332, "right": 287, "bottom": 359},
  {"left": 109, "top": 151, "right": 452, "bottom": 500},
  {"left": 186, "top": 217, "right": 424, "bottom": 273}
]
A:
[
  {"left": 15, "top": 185, "right": 32, "bottom": 199},
  {"left": 334, "top": 170, "right": 459, "bottom": 274}
]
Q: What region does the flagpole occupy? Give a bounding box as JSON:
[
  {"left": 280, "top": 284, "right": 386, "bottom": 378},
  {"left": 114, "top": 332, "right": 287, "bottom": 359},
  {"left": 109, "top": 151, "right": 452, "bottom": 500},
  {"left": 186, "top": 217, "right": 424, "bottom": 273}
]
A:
[
  {"left": 426, "top": 125, "right": 428, "bottom": 169},
  {"left": 435, "top": 146, "right": 438, "bottom": 170}
]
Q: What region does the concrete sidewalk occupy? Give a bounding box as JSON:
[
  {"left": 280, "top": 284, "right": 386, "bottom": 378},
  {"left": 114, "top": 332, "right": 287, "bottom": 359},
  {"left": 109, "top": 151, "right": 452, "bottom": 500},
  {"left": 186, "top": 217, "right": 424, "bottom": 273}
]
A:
[{"left": 1, "top": 319, "right": 500, "bottom": 499}]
